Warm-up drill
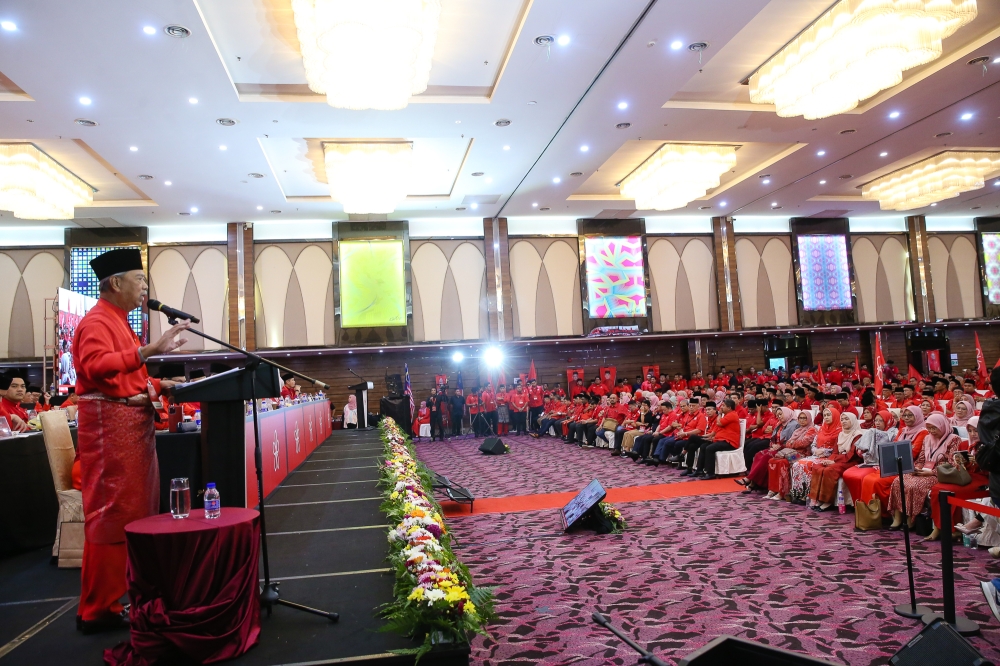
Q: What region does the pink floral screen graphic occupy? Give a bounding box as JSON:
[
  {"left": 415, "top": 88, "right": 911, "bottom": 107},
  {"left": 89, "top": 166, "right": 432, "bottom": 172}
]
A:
[
  {"left": 983, "top": 233, "right": 1000, "bottom": 304},
  {"left": 585, "top": 236, "right": 647, "bottom": 319},
  {"left": 797, "top": 234, "right": 853, "bottom": 311}
]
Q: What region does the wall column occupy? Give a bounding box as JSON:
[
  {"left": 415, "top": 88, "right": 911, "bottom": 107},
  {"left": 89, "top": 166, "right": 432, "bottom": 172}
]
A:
[
  {"left": 483, "top": 217, "right": 513, "bottom": 342},
  {"left": 905, "top": 214, "right": 935, "bottom": 323},
  {"left": 712, "top": 216, "right": 742, "bottom": 331},
  {"left": 227, "top": 222, "right": 255, "bottom": 351}
]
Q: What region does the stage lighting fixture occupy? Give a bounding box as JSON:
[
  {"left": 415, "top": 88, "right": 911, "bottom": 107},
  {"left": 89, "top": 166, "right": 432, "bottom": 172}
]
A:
[
  {"left": 484, "top": 347, "right": 503, "bottom": 367},
  {"left": 452, "top": 351, "right": 464, "bottom": 363}
]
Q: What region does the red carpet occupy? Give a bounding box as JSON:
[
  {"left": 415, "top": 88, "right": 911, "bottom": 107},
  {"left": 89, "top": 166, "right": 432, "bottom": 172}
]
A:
[{"left": 441, "top": 478, "right": 742, "bottom": 516}]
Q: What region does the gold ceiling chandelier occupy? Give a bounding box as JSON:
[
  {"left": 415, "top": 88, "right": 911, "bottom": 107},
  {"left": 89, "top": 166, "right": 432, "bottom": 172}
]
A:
[
  {"left": 749, "top": 0, "right": 978, "bottom": 119},
  {"left": 323, "top": 142, "right": 413, "bottom": 214},
  {"left": 619, "top": 144, "right": 737, "bottom": 211},
  {"left": 861, "top": 150, "right": 1000, "bottom": 210},
  {"left": 291, "top": 0, "right": 441, "bottom": 111},
  {"left": 0, "top": 143, "right": 93, "bottom": 220}
]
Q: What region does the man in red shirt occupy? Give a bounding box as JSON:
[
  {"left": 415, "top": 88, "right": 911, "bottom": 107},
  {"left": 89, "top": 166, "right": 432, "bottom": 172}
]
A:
[
  {"left": 588, "top": 377, "right": 608, "bottom": 397},
  {"left": 658, "top": 401, "right": 708, "bottom": 465},
  {"left": 73, "top": 248, "right": 189, "bottom": 633},
  {"left": 480, "top": 384, "right": 498, "bottom": 435},
  {"left": 0, "top": 375, "right": 31, "bottom": 432},
  {"left": 567, "top": 395, "right": 598, "bottom": 444},
  {"left": 551, "top": 382, "right": 566, "bottom": 399},
  {"left": 509, "top": 385, "right": 529, "bottom": 435},
  {"left": 280, "top": 373, "right": 300, "bottom": 400},
  {"left": 595, "top": 393, "right": 629, "bottom": 448},
  {"left": 527, "top": 379, "right": 545, "bottom": 434},
  {"left": 684, "top": 399, "right": 741, "bottom": 479},
  {"left": 827, "top": 364, "right": 843, "bottom": 386},
  {"left": 465, "top": 390, "right": 481, "bottom": 435}
]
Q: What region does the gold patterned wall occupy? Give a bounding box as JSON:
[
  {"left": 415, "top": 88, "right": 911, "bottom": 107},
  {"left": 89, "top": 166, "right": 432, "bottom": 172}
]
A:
[
  {"left": 851, "top": 235, "right": 915, "bottom": 323},
  {"left": 927, "top": 233, "right": 982, "bottom": 320},
  {"left": 148, "top": 245, "right": 229, "bottom": 350},
  {"left": 0, "top": 249, "right": 65, "bottom": 358},
  {"left": 508, "top": 238, "right": 583, "bottom": 338},
  {"left": 734, "top": 236, "right": 797, "bottom": 328},
  {"left": 647, "top": 236, "right": 719, "bottom": 332},
  {"left": 254, "top": 242, "right": 335, "bottom": 348},
  {"left": 410, "top": 240, "right": 488, "bottom": 342}
]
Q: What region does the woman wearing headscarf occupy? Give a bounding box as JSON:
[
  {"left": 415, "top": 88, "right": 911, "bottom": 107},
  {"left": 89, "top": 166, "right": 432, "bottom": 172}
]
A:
[
  {"left": 766, "top": 411, "right": 818, "bottom": 500},
  {"left": 950, "top": 395, "right": 975, "bottom": 429},
  {"left": 860, "top": 405, "right": 929, "bottom": 513},
  {"left": 410, "top": 399, "right": 428, "bottom": 436},
  {"left": 739, "top": 406, "right": 795, "bottom": 491},
  {"left": 788, "top": 406, "right": 843, "bottom": 504},
  {"left": 860, "top": 407, "right": 876, "bottom": 430},
  {"left": 843, "top": 410, "right": 898, "bottom": 505},
  {"left": 808, "top": 411, "right": 863, "bottom": 510},
  {"left": 927, "top": 414, "right": 992, "bottom": 541},
  {"left": 344, "top": 394, "right": 359, "bottom": 429},
  {"left": 887, "top": 412, "right": 961, "bottom": 529}
]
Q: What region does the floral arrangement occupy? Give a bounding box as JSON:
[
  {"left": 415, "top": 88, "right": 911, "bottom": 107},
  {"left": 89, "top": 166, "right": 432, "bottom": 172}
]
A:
[
  {"left": 599, "top": 501, "right": 627, "bottom": 534},
  {"left": 378, "top": 417, "right": 495, "bottom": 660}
]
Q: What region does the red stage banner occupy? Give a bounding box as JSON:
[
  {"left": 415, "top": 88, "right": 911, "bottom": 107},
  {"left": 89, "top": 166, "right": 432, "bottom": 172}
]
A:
[
  {"left": 926, "top": 349, "right": 941, "bottom": 373},
  {"left": 285, "top": 407, "right": 307, "bottom": 471},
  {"left": 641, "top": 365, "right": 660, "bottom": 383},
  {"left": 567, "top": 368, "right": 584, "bottom": 395},
  {"left": 600, "top": 366, "right": 616, "bottom": 391}
]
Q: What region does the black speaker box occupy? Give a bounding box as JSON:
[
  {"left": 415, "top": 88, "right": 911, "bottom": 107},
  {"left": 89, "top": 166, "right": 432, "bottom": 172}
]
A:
[
  {"left": 479, "top": 437, "right": 506, "bottom": 455},
  {"left": 890, "top": 619, "right": 992, "bottom": 666},
  {"left": 679, "top": 636, "right": 838, "bottom": 665},
  {"left": 385, "top": 374, "right": 403, "bottom": 397}
]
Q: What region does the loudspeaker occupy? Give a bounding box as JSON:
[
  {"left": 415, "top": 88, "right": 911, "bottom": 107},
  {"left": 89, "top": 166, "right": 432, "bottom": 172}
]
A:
[
  {"left": 385, "top": 374, "right": 403, "bottom": 398},
  {"left": 679, "top": 636, "right": 838, "bottom": 665},
  {"left": 889, "top": 619, "right": 991, "bottom": 666},
  {"left": 479, "top": 437, "right": 506, "bottom": 455}
]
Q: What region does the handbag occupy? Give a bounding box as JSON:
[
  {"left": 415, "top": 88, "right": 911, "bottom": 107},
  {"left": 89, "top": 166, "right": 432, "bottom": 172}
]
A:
[
  {"left": 602, "top": 418, "right": 619, "bottom": 431},
  {"left": 936, "top": 458, "right": 972, "bottom": 486},
  {"left": 854, "top": 497, "right": 882, "bottom": 531}
]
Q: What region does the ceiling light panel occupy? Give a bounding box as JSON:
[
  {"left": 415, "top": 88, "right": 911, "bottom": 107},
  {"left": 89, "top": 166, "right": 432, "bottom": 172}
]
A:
[
  {"left": 0, "top": 143, "right": 93, "bottom": 219},
  {"left": 749, "top": 0, "right": 978, "bottom": 119},
  {"left": 862, "top": 150, "right": 1000, "bottom": 210},
  {"left": 323, "top": 142, "right": 413, "bottom": 213},
  {"left": 620, "top": 144, "right": 737, "bottom": 210}
]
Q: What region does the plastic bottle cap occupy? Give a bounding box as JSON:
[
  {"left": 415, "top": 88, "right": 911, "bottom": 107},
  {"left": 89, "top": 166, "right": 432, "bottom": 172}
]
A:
[{"left": 206, "top": 482, "right": 216, "bottom": 489}]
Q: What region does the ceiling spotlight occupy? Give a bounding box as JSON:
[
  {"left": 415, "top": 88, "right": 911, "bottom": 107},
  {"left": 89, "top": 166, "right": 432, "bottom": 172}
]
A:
[
  {"left": 995, "top": 57, "right": 1000, "bottom": 64},
  {"left": 961, "top": 112, "right": 974, "bottom": 120},
  {"left": 994, "top": 180, "right": 1000, "bottom": 186},
  {"left": 219, "top": 145, "right": 227, "bottom": 150},
  {"left": 616, "top": 122, "right": 631, "bottom": 129},
  {"left": 142, "top": 26, "right": 156, "bottom": 35},
  {"left": 617, "top": 101, "right": 628, "bottom": 110},
  {"left": 503, "top": 145, "right": 510, "bottom": 151},
  {"left": 257, "top": 205, "right": 263, "bottom": 210},
  {"left": 817, "top": 150, "right": 826, "bottom": 156},
  {"left": 879, "top": 151, "right": 888, "bottom": 157},
  {"left": 771, "top": 202, "right": 778, "bottom": 207},
  {"left": 889, "top": 110, "right": 901, "bottom": 118},
  {"left": 164, "top": 180, "right": 172, "bottom": 186},
  {"left": 719, "top": 201, "right": 727, "bottom": 207},
  {"left": 534, "top": 35, "right": 554, "bottom": 47},
  {"left": 670, "top": 40, "right": 683, "bottom": 50},
  {"left": 164, "top": 25, "right": 191, "bottom": 38},
  {"left": 484, "top": 346, "right": 503, "bottom": 367},
  {"left": 216, "top": 118, "right": 238, "bottom": 126},
  {"left": 553, "top": 177, "right": 561, "bottom": 184},
  {"left": 470, "top": 202, "right": 479, "bottom": 210},
  {"left": 129, "top": 146, "right": 138, "bottom": 151},
  {"left": 762, "top": 179, "right": 770, "bottom": 184},
  {"left": 819, "top": 180, "right": 827, "bottom": 185},
  {"left": 557, "top": 35, "right": 570, "bottom": 46},
  {"left": 930, "top": 202, "right": 937, "bottom": 206},
  {"left": 0, "top": 21, "right": 15, "bottom": 31},
  {"left": 79, "top": 96, "right": 92, "bottom": 105},
  {"left": 580, "top": 145, "right": 589, "bottom": 152},
  {"left": 494, "top": 118, "right": 511, "bottom": 127},
  {"left": 189, "top": 97, "right": 198, "bottom": 104},
  {"left": 532, "top": 202, "right": 538, "bottom": 207},
  {"left": 452, "top": 351, "right": 464, "bottom": 363},
  {"left": 190, "top": 206, "right": 198, "bottom": 213}
]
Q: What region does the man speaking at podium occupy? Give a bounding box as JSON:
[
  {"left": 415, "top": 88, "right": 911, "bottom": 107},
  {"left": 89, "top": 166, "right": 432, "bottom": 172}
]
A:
[{"left": 73, "top": 248, "right": 190, "bottom": 633}]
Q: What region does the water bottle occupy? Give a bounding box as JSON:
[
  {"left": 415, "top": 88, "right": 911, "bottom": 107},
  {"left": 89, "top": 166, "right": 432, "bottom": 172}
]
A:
[
  {"left": 204, "top": 483, "right": 221, "bottom": 519},
  {"left": 194, "top": 410, "right": 201, "bottom": 428},
  {"left": 837, "top": 487, "right": 845, "bottom": 514}
]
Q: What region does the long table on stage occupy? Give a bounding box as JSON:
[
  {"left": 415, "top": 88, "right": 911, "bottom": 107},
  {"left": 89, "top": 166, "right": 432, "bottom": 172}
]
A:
[{"left": 0, "top": 400, "right": 331, "bottom": 556}]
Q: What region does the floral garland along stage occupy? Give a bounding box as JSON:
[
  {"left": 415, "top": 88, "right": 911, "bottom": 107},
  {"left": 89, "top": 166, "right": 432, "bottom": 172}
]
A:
[
  {"left": 599, "top": 501, "right": 627, "bottom": 534},
  {"left": 378, "top": 417, "right": 496, "bottom": 660}
]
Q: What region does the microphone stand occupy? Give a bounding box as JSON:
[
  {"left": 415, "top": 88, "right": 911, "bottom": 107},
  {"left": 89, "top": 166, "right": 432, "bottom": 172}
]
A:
[
  {"left": 162, "top": 315, "right": 338, "bottom": 623},
  {"left": 591, "top": 612, "right": 668, "bottom": 666}
]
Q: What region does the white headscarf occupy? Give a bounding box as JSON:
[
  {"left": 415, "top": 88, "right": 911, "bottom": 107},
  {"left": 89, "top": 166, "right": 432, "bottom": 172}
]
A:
[{"left": 836, "top": 411, "right": 861, "bottom": 454}]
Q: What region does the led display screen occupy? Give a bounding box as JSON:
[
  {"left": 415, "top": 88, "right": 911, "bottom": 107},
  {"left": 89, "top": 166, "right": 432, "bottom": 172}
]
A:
[
  {"left": 339, "top": 239, "right": 406, "bottom": 328},
  {"left": 982, "top": 233, "right": 1000, "bottom": 304},
  {"left": 585, "top": 236, "right": 646, "bottom": 319},
  {"left": 70, "top": 246, "right": 145, "bottom": 337},
  {"left": 797, "top": 235, "right": 853, "bottom": 311}
]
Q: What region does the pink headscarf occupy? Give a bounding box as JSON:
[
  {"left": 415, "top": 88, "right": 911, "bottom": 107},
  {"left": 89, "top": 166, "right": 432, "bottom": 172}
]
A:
[
  {"left": 922, "top": 412, "right": 955, "bottom": 466},
  {"left": 951, "top": 395, "right": 975, "bottom": 427},
  {"left": 898, "top": 405, "right": 926, "bottom": 440}
]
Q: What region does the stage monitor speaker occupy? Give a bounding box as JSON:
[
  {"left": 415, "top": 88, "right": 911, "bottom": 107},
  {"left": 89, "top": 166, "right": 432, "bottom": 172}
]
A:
[
  {"left": 888, "top": 619, "right": 990, "bottom": 666},
  {"left": 385, "top": 374, "right": 403, "bottom": 397},
  {"left": 479, "top": 437, "right": 505, "bottom": 455},
  {"left": 561, "top": 479, "right": 607, "bottom": 530},
  {"left": 679, "top": 636, "right": 838, "bottom": 665},
  {"left": 380, "top": 396, "right": 412, "bottom": 437}
]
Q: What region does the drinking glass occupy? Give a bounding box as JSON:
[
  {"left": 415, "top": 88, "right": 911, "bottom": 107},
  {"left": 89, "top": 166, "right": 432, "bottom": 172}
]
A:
[{"left": 170, "top": 478, "right": 191, "bottom": 519}]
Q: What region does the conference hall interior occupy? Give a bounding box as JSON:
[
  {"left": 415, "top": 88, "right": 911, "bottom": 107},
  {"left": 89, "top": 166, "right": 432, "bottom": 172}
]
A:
[{"left": 2, "top": 1, "right": 1000, "bottom": 665}]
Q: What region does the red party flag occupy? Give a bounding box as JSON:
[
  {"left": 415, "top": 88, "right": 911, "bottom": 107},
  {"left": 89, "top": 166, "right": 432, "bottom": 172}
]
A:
[
  {"left": 816, "top": 364, "right": 825, "bottom": 386},
  {"left": 527, "top": 359, "right": 537, "bottom": 382},
  {"left": 907, "top": 364, "right": 923, "bottom": 382},
  {"left": 873, "top": 333, "right": 885, "bottom": 395}
]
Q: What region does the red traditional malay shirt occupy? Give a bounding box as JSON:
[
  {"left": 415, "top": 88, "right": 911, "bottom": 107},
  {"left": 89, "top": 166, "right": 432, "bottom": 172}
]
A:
[
  {"left": 481, "top": 389, "right": 497, "bottom": 412},
  {"left": 527, "top": 385, "right": 544, "bottom": 408},
  {"left": 74, "top": 298, "right": 161, "bottom": 398},
  {"left": 0, "top": 397, "right": 28, "bottom": 422},
  {"left": 465, "top": 394, "right": 479, "bottom": 414},
  {"left": 510, "top": 390, "right": 529, "bottom": 411}
]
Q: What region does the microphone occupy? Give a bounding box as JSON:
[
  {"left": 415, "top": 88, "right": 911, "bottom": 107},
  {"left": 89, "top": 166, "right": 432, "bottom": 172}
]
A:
[{"left": 147, "top": 299, "right": 200, "bottom": 324}]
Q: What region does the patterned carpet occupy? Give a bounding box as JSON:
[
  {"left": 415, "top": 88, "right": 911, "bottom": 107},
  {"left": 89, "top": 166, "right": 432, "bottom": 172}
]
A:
[{"left": 413, "top": 436, "right": 1000, "bottom": 665}]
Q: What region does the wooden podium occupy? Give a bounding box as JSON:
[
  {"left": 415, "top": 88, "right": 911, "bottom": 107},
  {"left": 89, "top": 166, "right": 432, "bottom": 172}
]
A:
[{"left": 171, "top": 365, "right": 281, "bottom": 507}]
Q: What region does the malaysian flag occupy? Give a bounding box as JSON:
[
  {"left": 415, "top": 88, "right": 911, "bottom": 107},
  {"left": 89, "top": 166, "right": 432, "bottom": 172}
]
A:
[{"left": 404, "top": 363, "right": 414, "bottom": 418}]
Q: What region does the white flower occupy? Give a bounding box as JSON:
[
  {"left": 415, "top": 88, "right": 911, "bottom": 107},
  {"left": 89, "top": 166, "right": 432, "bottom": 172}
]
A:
[{"left": 425, "top": 588, "right": 445, "bottom": 603}]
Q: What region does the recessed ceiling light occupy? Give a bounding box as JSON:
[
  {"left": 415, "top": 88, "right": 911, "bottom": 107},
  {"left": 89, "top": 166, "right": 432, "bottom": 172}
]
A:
[
  {"left": 178, "top": 212, "right": 190, "bottom": 216},
  {"left": 1, "top": 21, "right": 16, "bottom": 31},
  {"left": 527, "top": 100, "right": 537, "bottom": 105},
  {"left": 580, "top": 145, "right": 589, "bottom": 152},
  {"left": 930, "top": 202, "right": 937, "bottom": 206},
  {"left": 216, "top": 118, "right": 238, "bottom": 126},
  {"left": 762, "top": 179, "right": 770, "bottom": 184},
  {"left": 819, "top": 180, "right": 827, "bottom": 185},
  {"left": 219, "top": 145, "right": 227, "bottom": 151},
  {"left": 190, "top": 206, "right": 198, "bottom": 213},
  {"left": 617, "top": 101, "right": 628, "bottom": 110},
  {"left": 142, "top": 26, "right": 156, "bottom": 35},
  {"left": 995, "top": 57, "right": 1000, "bottom": 64},
  {"left": 129, "top": 146, "right": 138, "bottom": 151},
  {"left": 455, "top": 207, "right": 466, "bottom": 211},
  {"left": 816, "top": 150, "right": 826, "bottom": 156},
  {"left": 534, "top": 35, "right": 554, "bottom": 47},
  {"left": 164, "top": 25, "right": 190, "bottom": 38},
  {"left": 79, "top": 97, "right": 92, "bottom": 105},
  {"left": 570, "top": 171, "right": 583, "bottom": 177},
  {"left": 539, "top": 207, "right": 550, "bottom": 211},
  {"left": 670, "top": 40, "right": 683, "bottom": 50},
  {"left": 164, "top": 180, "right": 172, "bottom": 186},
  {"left": 839, "top": 128, "right": 856, "bottom": 135},
  {"left": 994, "top": 180, "right": 1000, "bottom": 186},
  {"left": 532, "top": 202, "right": 538, "bottom": 207},
  {"left": 615, "top": 122, "right": 631, "bottom": 129},
  {"left": 137, "top": 174, "right": 153, "bottom": 180},
  {"left": 270, "top": 210, "right": 281, "bottom": 214},
  {"left": 454, "top": 120, "right": 461, "bottom": 124},
  {"left": 935, "top": 131, "right": 952, "bottom": 138},
  {"left": 494, "top": 118, "right": 511, "bottom": 127},
  {"left": 471, "top": 202, "right": 479, "bottom": 210},
  {"left": 961, "top": 112, "right": 973, "bottom": 120},
  {"left": 879, "top": 151, "right": 888, "bottom": 157},
  {"left": 552, "top": 177, "right": 561, "bottom": 184},
  {"left": 188, "top": 97, "right": 198, "bottom": 104},
  {"left": 557, "top": 35, "right": 570, "bottom": 46},
  {"left": 719, "top": 201, "right": 727, "bottom": 207},
  {"left": 503, "top": 145, "right": 510, "bottom": 151},
  {"left": 257, "top": 205, "right": 263, "bottom": 210},
  {"left": 74, "top": 118, "right": 98, "bottom": 126},
  {"left": 771, "top": 202, "right": 778, "bottom": 207},
  {"left": 889, "top": 111, "right": 900, "bottom": 119}
]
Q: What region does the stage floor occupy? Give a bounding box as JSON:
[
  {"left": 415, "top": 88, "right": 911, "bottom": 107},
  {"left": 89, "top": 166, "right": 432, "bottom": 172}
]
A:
[
  {"left": 415, "top": 434, "right": 1000, "bottom": 665},
  {"left": 0, "top": 429, "right": 462, "bottom": 666}
]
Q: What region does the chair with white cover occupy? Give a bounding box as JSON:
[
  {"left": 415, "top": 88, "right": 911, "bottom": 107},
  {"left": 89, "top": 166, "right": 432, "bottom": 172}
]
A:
[
  {"left": 713, "top": 419, "right": 747, "bottom": 476},
  {"left": 418, "top": 423, "right": 432, "bottom": 438},
  {"left": 40, "top": 410, "right": 84, "bottom": 568}
]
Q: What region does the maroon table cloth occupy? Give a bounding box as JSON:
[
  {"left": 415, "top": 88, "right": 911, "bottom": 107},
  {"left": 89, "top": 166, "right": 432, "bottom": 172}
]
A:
[{"left": 106, "top": 508, "right": 261, "bottom": 665}]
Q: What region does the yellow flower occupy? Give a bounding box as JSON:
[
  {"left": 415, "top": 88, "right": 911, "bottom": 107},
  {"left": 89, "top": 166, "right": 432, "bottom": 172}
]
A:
[{"left": 407, "top": 587, "right": 425, "bottom": 601}]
